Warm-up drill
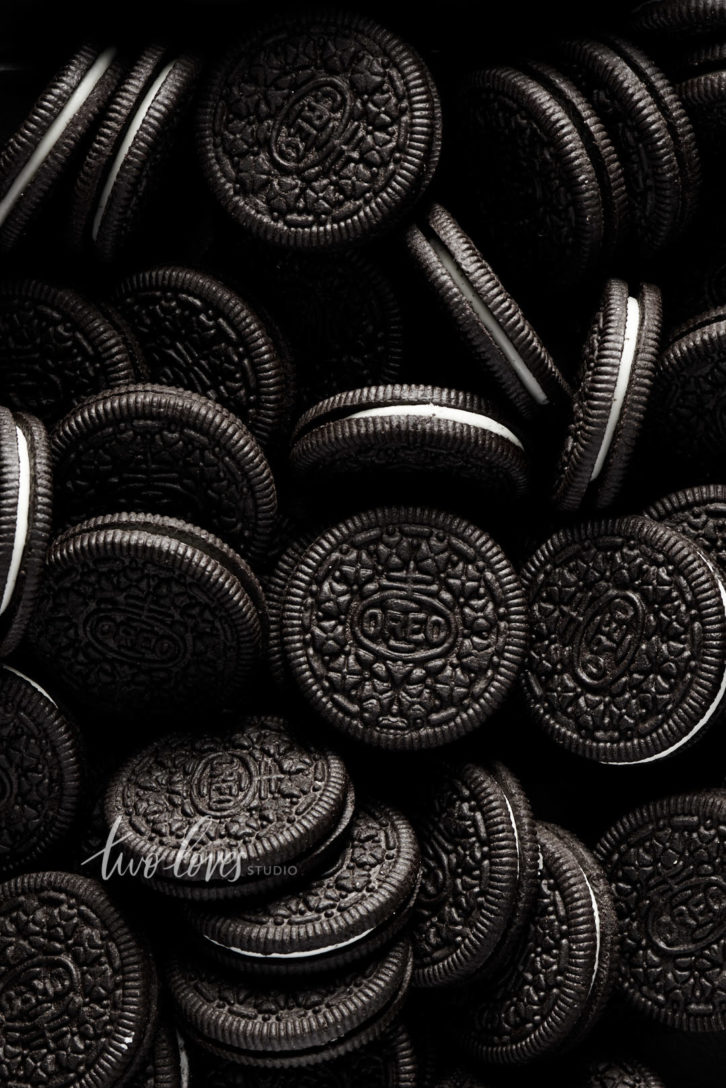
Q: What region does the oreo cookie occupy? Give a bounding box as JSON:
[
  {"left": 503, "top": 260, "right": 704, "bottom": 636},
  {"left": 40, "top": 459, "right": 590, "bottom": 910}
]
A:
[
  {"left": 282, "top": 506, "right": 528, "bottom": 750},
  {"left": 596, "top": 791, "right": 726, "bottom": 1030},
  {"left": 579, "top": 1058, "right": 666, "bottom": 1087},
  {"left": 678, "top": 50, "right": 726, "bottom": 163},
  {"left": 406, "top": 205, "right": 571, "bottom": 416},
  {"left": 0, "top": 666, "right": 82, "bottom": 877},
  {"left": 130, "top": 1021, "right": 186, "bottom": 1088},
  {"left": 71, "top": 47, "right": 200, "bottom": 261},
  {"left": 198, "top": 11, "right": 441, "bottom": 248},
  {"left": 458, "top": 822, "right": 617, "bottom": 1064},
  {"left": 167, "top": 937, "right": 413, "bottom": 1067},
  {"left": 410, "top": 762, "right": 537, "bottom": 987},
  {"left": 111, "top": 266, "right": 292, "bottom": 447},
  {"left": 0, "top": 870, "right": 158, "bottom": 1087},
  {"left": 186, "top": 799, "right": 420, "bottom": 974},
  {"left": 27, "top": 512, "right": 266, "bottom": 718},
  {"left": 0, "top": 45, "right": 121, "bottom": 251},
  {"left": 51, "top": 383, "right": 277, "bottom": 558},
  {"left": 644, "top": 484, "right": 726, "bottom": 570},
  {"left": 521, "top": 516, "right": 726, "bottom": 763},
  {"left": 553, "top": 279, "right": 662, "bottom": 511},
  {"left": 630, "top": 0, "right": 726, "bottom": 35},
  {"left": 0, "top": 279, "right": 139, "bottom": 425},
  {"left": 289, "top": 385, "right": 529, "bottom": 499},
  {"left": 104, "top": 717, "right": 350, "bottom": 898},
  {"left": 265, "top": 527, "right": 319, "bottom": 689}
]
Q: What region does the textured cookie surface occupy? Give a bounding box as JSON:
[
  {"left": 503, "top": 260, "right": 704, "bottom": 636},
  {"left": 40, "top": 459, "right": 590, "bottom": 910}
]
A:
[
  {"left": 645, "top": 485, "right": 726, "bottom": 571},
  {"left": 581, "top": 1058, "right": 665, "bottom": 1087}
]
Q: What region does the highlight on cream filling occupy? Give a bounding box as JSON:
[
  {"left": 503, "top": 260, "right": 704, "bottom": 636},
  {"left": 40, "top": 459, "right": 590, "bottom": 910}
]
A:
[
  {"left": 177, "top": 1030, "right": 190, "bottom": 1088},
  {"left": 501, "top": 790, "right": 521, "bottom": 882},
  {"left": 0, "top": 425, "right": 30, "bottom": 616},
  {"left": 3, "top": 665, "right": 58, "bottom": 707},
  {"left": 91, "top": 60, "right": 175, "bottom": 242},
  {"left": 425, "top": 233, "right": 549, "bottom": 405},
  {"left": 204, "top": 922, "right": 377, "bottom": 959},
  {"left": 0, "top": 48, "right": 118, "bottom": 227},
  {"left": 346, "top": 402, "right": 524, "bottom": 450},
  {"left": 589, "top": 295, "right": 640, "bottom": 482},
  {"left": 578, "top": 861, "right": 601, "bottom": 1000}
]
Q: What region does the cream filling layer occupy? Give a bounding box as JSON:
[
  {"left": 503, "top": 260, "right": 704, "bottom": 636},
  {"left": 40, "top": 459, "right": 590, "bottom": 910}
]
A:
[
  {"left": 501, "top": 791, "right": 521, "bottom": 882},
  {"left": 0, "top": 426, "right": 29, "bottom": 616},
  {"left": 426, "top": 234, "right": 549, "bottom": 405},
  {"left": 0, "top": 49, "right": 117, "bottom": 228},
  {"left": 579, "top": 863, "right": 601, "bottom": 1001},
  {"left": 91, "top": 60, "right": 174, "bottom": 242},
  {"left": 177, "top": 1030, "right": 190, "bottom": 1088},
  {"left": 3, "top": 665, "right": 57, "bottom": 706},
  {"left": 346, "top": 402, "right": 524, "bottom": 450},
  {"left": 204, "top": 922, "right": 377, "bottom": 959},
  {"left": 589, "top": 296, "right": 640, "bottom": 482}
]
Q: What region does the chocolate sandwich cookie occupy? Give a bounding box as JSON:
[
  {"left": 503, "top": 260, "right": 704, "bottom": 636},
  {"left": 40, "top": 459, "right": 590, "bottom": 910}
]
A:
[
  {"left": 105, "top": 717, "right": 350, "bottom": 896},
  {"left": 0, "top": 44, "right": 122, "bottom": 251},
  {"left": 596, "top": 791, "right": 726, "bottom": 1031},
  {"left": 71, "top": 48, "right": 200, "bottom": 261},
  {"left": 522, "top": 516, "right": 726, "bottom": 763},
  {"left": 644, "top": 485, "right": 726, "bottom": 571},
  {"left": 459, "top": 62, "right": 624, "bottom": 288},
  {"left": 290, "top": 385, "right": 529, "bottom": 499},
  {"left": 167, "top": 937, "right": 413, "bottom": 1067},
  {"left": 579, "top": 1058, "right": 666, "bottom": 1087},
  {"left": 557, "top": 37, "right": 700, "bottom": 256},
  {"left": 678, "top": 49, "right": 726, "bottom": 162},
  {"left": 51, "top": 384, "right": 276, "bottom": 558},
  {"left": 198, "top": 11, "right": 441, "bottom": 248},
  {"left": 459, "top": 823, "right": 617, "bottom": 1065},
  {"left": 187, "top": 799, "right": 420, "bottom": 975},
  {"left": 130, "top": 1021, "right": 186, "bottom": 1088},
  {"left": 27, "top": 512, "right": 265, "bottom": 718},
  {"left": 631, "top": 0, "right": 726, "bottom": 35},
  {"left": 111, "top": 267, "right": 292, "bottom": 448},
  {"left": 0, "top": 407, "right": 52, "bottom": 656},
  {"left": 407, "top": 205, "right": 571, "bottom": 416},
  {"left": 553, "top": 279, "right": 662, "bottom": 511},
  {"left": 0, "top": 870, "right": 158, "bottom": 1088},
  {"left": 0, "top": 279, "right": 139, "bottom": 425},
  {"left": 0, "top": 666, "right": 82, "bottom": 877},
  {"left": 192, "top": 1022, "right": 416, "bottom": 1088},
  {"left": 283, "top": 506, "right": 528, "bottom": 750},
  {"left": 265, "top": 528, "right": 319, "bottom": 689},
  {"left": 410, "top": 763, "right": 537, "bottom": 987}
]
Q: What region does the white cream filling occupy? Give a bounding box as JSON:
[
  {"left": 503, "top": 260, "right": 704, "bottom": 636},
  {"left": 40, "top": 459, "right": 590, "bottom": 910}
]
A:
[
  {"left": 0, "top": 48, "right": 117, "bottom": 228},
  {"left": 176, "top": 1030, "right": 190, "bottom": 1088},
  {"left": 346, "top": 402, "right": 524, "bottom": 450},
  {"left": 91, "top": 60, "right": 174, "bottom": 242},
  {"left": 589, "top": 296, "right": 640, "bottom": 482},
  {"left": 611, "top": 562, "right": 726, "bottom": 765},
  {"left": 501, "top": 791, "right": 521, "bottom": 882},
  {"left": 204, "top": 922, "right": 377, "bottom": 959},
  {"left": 578, "top": 862, "right": 601, "bottom": 1000},
  {"left": 426, "top": 234, "right": 549, "bottom": 405},
  {"left": 0, "top": 426, "right": 30, "bottom": 616},
  {"left": 3, "top": 665, "right": 57, "bottom": 706}
]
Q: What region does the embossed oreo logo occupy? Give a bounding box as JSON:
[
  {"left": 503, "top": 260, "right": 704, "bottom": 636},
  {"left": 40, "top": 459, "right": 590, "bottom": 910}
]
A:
[
  {"left": 352, "top": 587, "right": 456, "bottom": 661},
  {"left": 84, "top": 605, "right": 187, "bottom": 668},
  {"left": 190, "top": 752, "right": 253, "bottom": 816},
  {"left": 0, "top": 956, "right": 82, "bottom": 1027},
  {"left": 647, "top": 878, "right": 726, "bottom": 953},
  {"left": 573, "top": 590, "right": 645, "bottom": 689},
  {"left": 270, "top": 78, "right": 352, "bottom": 169}
]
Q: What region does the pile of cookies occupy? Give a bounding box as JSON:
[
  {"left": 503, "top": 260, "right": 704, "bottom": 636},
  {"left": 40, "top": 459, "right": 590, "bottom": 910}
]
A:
[{"left": 2, "top": 2, "right": 726, "bottom": 1086}]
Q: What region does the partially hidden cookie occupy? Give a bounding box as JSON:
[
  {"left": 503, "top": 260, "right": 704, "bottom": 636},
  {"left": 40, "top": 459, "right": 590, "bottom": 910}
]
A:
[
  {"left": 130, "top": 1021, "right": 186, "bottom": 1088},
  {"left": 283, "top": 506, "right": 528, "bottom": 750},
  {"left": 553, "top": 279, "right": 662, "bottom": 511},
  {"left": 198, "top": 11, "right": 441, "bottom": 248},
  {"left": 27, "top": 512, "right": 266, "bottom": 718},
  {"left": 51, "top": 383, "right": 276, "bottom": 559},
  {"left": 630, "top": 0, "right": 726, "bottom": 35},
  {"left": 521, "top": 515, "right": 726, "bottom": 764},
  {"left": 644, "top": 484, "right": 726, "bottom": 572},
  {"left": 289, "top": 385, "right": 529, "bottom": 500},
  {"left": 596, "top": 790, "right": 726, "bottom": 1031},
  {"left": 578, "top": 1057, "right": 666, "bottom": 1088}
]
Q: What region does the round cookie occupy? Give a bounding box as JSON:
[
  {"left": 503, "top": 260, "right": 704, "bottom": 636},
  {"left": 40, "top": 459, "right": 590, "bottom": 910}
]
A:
[
  {"left": 27, "top": 512, "right": 265, "bottom": 718},
  {"left": 130, "top": 1021, "right": 185, "bottom": 1088},
  {"left": 459, "top": 823, "right": 617, "bottom": 1065},
  {"left": 0, "top": 280, "right": 139, "bottom": 426},
  {"left": 289, "top": 385, "right": 529, "bottom": 499},
  {"left": 0, "top": 870, "right": 158, "bottom": 1088},
  {"left": 631, "top": 0, "right": 726, "bottom": 34},
  {"left": 111, "top": 266, "right": 292, "bottom": 448},
  {"left": 167, "top": 938, "right": 413, "bottom": 1067},
  {"left": 283, "top": 506, "right": 528, "bottom": 750},
  {"left": 644, "top": 484, "right": 726, "bottom": 571},
  {"left": 406, "top": 205, "right": 571, "bottom": 416},
  {"left": 198, "top": 11, "right": 441, "bottom": 248},
  {"left": 596, "top": 791, "right": 726, "bottom": 1031},
  {"left": 0, "top": 44, "right": 122, "bottom": 251},
  {"left": 51, "top": 383, "right": 277, "bottom": 559},
  {"left": 0, "top": 666, "right": 82, "bottom": 877},
  {"left": 579, "top": 1058, "right": 666, "bottom": 1088},
  {"left": 71, "top": 48, "right": 200, "bottom": 261},
  {"left": 187, "top": 799, "right": 420, "bottom": 974},
  {"left": 521, "top": 515, "right": 726, "bottom": 764},
  {"left": 410, "top": 762, "right": 538, "bottom": 987},
  {"left": 553, "top": 279, "right": 662, "bottom": 511}
]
